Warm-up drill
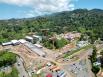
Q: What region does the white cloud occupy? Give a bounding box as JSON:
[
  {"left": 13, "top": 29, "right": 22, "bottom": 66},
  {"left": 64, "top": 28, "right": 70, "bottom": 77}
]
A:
[
  {"left": 0, "top": 0, "right": 76, "bottom": 17},
  {"left": 0, "top": 0, "right": 32, "bottom": 6}
]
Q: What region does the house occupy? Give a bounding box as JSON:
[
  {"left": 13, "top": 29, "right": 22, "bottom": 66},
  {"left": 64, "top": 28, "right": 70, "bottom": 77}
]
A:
[
  {"left": 33, "top": 35, "right": 42, "bottom": 44},
  {"left": 2, "top": 40, "right": 20, "bottom": 46},
  {"left": 2, "top": 42, "right": 12, "bottom": 46},
  {"left": 64, "top": 32, "right": 81, "bottom": 40},
  {"left": 11, "top": 40, "right": 20, "bottom": 45},
  {"left": 19, "top": 39, "right": 27, "bottom": 44},
  {"left": 25, "top": 36, "right": 33, "bottom": 43}
]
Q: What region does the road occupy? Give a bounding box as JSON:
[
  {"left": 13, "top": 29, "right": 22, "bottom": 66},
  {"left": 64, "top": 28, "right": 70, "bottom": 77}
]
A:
[
  {"left": 15, "top": 57, "right": 29, "bottom": 77},
  {"left": 13, "top": 44, "right": 93, "bottom": 77}
]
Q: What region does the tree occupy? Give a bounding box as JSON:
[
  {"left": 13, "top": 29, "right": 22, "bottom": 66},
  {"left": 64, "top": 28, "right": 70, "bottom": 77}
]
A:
[
  {"left": 100, "top": 50, "right": 103, "bottom": 68},
  {"left": 0, "top": 67, "right": 19, "bottom": 77},
  {"left": 89, "top": 46, "right": 100, "bottom": 74},
  {"left": 92, "top": 65, "right": 100, "bottom": 74},
  {"left": 90, "top": 46, "right": 97, "bottom": 63},
  {"left": 0, "top": 9, "right": 103, "bottom": 42},
  {"left": 0, "top": 52, "right": 16, "bottom": 67},
  {"left": 55, "top": 38, "right": 69, "bottom": 49}
]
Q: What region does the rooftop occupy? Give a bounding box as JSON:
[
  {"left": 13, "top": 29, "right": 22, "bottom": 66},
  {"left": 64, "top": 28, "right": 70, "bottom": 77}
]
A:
[{"left": 25, "top": 36, "right": 33, "bottom": 40}]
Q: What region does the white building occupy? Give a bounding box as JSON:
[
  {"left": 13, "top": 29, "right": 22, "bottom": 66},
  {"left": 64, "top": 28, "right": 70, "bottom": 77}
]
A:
[
  {"left": 25, "top": 36, "right": 33, "bottom": 43},
  {"left": 33, "top": 35, "right": 42, "bottom": 44},
  {"left": 2, "top": 42, "right": 12, "bottom": 46},
  {"left": 11, "top": 40, "right": 20, "bottom": 45},
  {"left": 19, "top": 39, "right": 27, "bottom": 44},
  {"left": 77, "top": 41, "right": 89, "bottom": 48}
]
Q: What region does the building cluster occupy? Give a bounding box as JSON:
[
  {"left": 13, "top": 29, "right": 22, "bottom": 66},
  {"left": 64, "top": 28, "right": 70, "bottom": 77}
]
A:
[
  {"left": 55, "top": 32, "right": 81, "bottom": 40},
  {"left": 2, "top": 35, "right": 42, "bottom": 46},
  {"left": 45, "top": 62, "right": 66, "bottom": 77},
  {"left": 25, "top": 35, "right": 42, "bottom": 44},
  {"left": 2, "top": 39, "right": 24, "bottom": 46},
  {"left": 42, "top": 62, "right": 66, "bottom": 77},
  {"left": 2, "top": 34, "right": 47, "bottom": 58},
  {"left": 64, "top": 32, "right": 81, "bottom": 40}
]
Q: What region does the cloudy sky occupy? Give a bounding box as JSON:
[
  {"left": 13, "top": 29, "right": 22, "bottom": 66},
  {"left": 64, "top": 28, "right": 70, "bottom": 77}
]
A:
[{"left": 0, "top": 0, "right": 103, "bottom": 19}]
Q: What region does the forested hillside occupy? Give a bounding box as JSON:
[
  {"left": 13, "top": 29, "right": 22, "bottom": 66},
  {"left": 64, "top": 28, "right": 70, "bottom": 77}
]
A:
[{"left": 0, "top": 9, "right": 103, "bottom": 43}]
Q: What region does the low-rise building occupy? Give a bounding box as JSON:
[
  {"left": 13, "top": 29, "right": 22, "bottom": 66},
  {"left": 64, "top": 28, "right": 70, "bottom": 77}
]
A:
[
  {"left": 77, "top": 41, "right": 89, "bottom": 48},
  {"left": 64, "top": 32, "right": 81, "bottom": 40},
  {"left": 11, "top": 40, "right": 20, "bottom": 45},
  {"left": 25, "top": 36, "right": 33, "bottom": 43},
  {"left": 19, "top": 39, "right": 27, "bottom": 44},
  {"left": 2, "top": 40, "right": 20, "bottom": 46},
  {"left": 2, "top": 42, "right": 12, "bottom": 46},
  {"left": 33, "top": 35, "right": 42, "bottom": 44}
]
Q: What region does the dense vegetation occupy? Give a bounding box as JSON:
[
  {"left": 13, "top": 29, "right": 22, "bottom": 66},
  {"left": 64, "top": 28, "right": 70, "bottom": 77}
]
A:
[
  {"left": 100, "top": 50, "right": 103, "bottom": 68},
  {"left": 0, "top": 67, "right": 19, "bottom": 77},
  {"left": 0, "top": 52, "right": 16, "bottom": 67},
  {"left": 42, "top": 38, "right": 69, "bottom": 49},
  {"left": 0, "top": 9, "right": 103, "bottom": 43}
]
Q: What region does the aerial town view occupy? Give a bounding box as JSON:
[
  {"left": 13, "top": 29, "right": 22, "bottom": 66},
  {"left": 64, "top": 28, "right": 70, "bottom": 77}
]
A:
[{"left": 0, "top": 0, "right": 103, "bottom": 77}]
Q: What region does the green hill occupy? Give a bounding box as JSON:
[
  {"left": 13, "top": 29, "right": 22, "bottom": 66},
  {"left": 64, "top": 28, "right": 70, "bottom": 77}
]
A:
[{"left": 0, "top": 9, "right": 103, "bottom": 43}]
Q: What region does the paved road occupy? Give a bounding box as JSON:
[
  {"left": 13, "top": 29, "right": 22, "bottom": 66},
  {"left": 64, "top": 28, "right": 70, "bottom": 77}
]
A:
[{"left": 15, "top": 57, "right": 29, "bottom": 77}]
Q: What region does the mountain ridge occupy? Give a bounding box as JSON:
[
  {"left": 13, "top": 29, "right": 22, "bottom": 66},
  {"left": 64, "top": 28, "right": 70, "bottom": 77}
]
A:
[{"left": 0, "top": 9, "right": 103, "bottom": 43}]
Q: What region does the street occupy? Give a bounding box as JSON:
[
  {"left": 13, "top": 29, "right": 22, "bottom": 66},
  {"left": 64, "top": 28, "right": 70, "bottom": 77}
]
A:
[{"left": 15, "top": 57, "right": 29, "bottom": 77}]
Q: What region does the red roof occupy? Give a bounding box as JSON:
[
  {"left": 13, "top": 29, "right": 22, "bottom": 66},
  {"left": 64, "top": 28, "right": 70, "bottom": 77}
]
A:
[{"left": 46, "top": 74, "right": 52, "bottom": 77}]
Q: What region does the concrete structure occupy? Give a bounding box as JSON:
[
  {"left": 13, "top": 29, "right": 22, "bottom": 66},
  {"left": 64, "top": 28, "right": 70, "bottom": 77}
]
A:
[
  {"left": 34, "top": 44, "right": 43, "bottom": 48},
  {"left": 2, "top": 42, "right": 12, "bottom": 46},
  {"left": 11, "top": 40, "right": 20, "bottom": 45},
  {"left": 25, "top": 36, "right": 33, "bottom": 43},
  {"left": 19, "top": 39, "right": 27, "bottom": 44},
  {"left": 2, "top": 40, "right": 20, "bottom": 46},
  {"left": 33, "top": 35, "right": 42, "bottom": 44},
  {"left": 24, "top": 42, "right": 46, "bottom": 57},
  {"left": 65, "top": 32, "right": 81, "bottom": 40}
]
